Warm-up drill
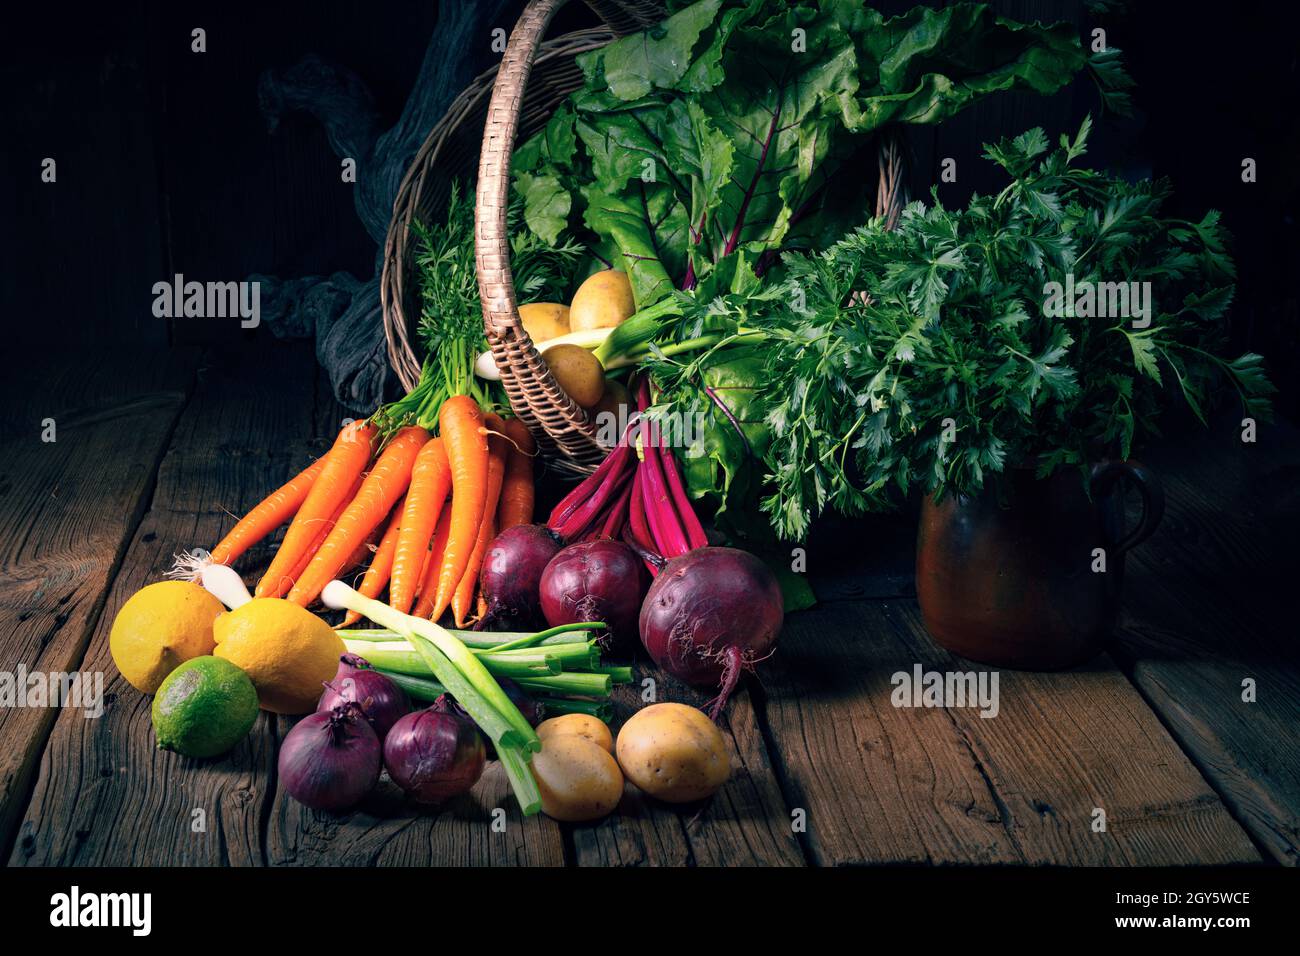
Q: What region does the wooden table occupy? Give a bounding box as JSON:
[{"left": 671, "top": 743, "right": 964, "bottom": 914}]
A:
[{"left": 3, "top": 343, "right": 1296, "bottom": 867}]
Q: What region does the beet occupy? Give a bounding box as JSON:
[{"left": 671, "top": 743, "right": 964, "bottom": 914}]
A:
[
  {"left": 479, "top": 524, "right": 563, "bottom": 629},
  {"left": 540, "top": 539, "right": 648, "bottom": 651},
  {"left": 638, "top": 547, "right": 783, "bottom": 719}
]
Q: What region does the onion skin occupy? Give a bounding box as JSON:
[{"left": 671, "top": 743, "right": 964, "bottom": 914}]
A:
[
  {"left": 279, "top": 703, "right": 381, "bottom": 812},
  {"left": 540, "top": 540, "right": 648, "bottom": 652},
  {"left": 480, "top": 525, "right": 564, "bottom": 629},
  {"left": 638, "top": 547, "right": 783, "bottom": 718},
  {"left": 383, "top": 700, "right": 487, "bottom": 804},
  {"left": 318, "top": 654, "right": 411, "bottom": 740}
]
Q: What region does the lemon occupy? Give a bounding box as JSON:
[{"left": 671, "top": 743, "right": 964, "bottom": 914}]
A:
[
  {"left": 110, "top": 581, "right": 224, "bottom": 693},
  {"left": 152, "top": 656, "right": 259, "bottom": 758},
  {"left": 568, "top": 270, "right": 635, "bottom": 332},
  {"left": 213, "top": 598, "right": 343, "bottom": 714}
]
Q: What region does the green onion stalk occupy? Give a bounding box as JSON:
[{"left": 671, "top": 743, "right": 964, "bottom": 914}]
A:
[
  {"left": 346, "top": 640, "right": 566, "bottom": 680},
  {"left": 374, "top": 668, "right": 616, "bottom": 724},
  {"left": 338, "top": 623, "right": 597, "bottom": 650},
  {"left": 541, "top": 698, "right": 615, "bottom": 721}
]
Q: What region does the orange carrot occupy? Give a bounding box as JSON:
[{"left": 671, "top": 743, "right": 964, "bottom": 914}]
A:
[
  {"left": 210, "top": 457, "right": 326, "bottom": 566},
  {"left": 452, "top": 414, "right": 508, "bottom": 627},
  {"left": 287, "top": 425, "right": 428, "bottom": 606},
  {"left": 256, "top": 420, "right": 376, "bottom": 598},
  {"left": 266, "top": 475, "right": 361, "bottom": 599},
  {"left": 389, "top": 437, "right": 451, "bottom": 614},
  {"left": 496, "top": 418, "right": 536, "bottom": 530},
  {"left": 343, "top": 518, "right": 385, "bottom": 576},
  {"left": 341, "top": 493, "right": 406, "bottom": 627},
  {"left": 430, "top": 397, "right": 488, "bottom": 620},
  {"left": 412, "top": 508, "right": 453, "bottom": 620}
]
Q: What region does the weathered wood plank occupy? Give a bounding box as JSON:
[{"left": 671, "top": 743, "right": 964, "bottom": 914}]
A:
[
  {"left": 1116, "top": 414, "right": 1300, "bottom": 865},
  {"left": 758, "top": 597, "right": 1261, "bottom": 865},
  {"left": 267, "top": 756, "right": 564, "bottom": 867},
  {"left": 568, "top": 672, "right": 804, "bottom": 867},
  {"left": 0, "top": 347, "right": 196, "bottom": 857},
  {"left": 9, "top": 344, "right": 320, "bottom": 866}
]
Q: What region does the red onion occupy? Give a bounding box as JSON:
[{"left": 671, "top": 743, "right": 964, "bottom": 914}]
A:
[
  {"left": 318, "top": 654, "right": 411, "bottom": 740},
  {"left": 383, "top": 698, "right": 486, "bottom": 804},
  {"left": 540, "top": 539, "right": 648, "bottom": 651},
  {"left": 279, "top": 702, "right": 381, "bottom": 812}
]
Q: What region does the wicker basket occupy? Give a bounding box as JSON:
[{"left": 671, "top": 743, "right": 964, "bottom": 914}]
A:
[{"left": 381, "top": 0, "right": 908, "bottom": 477}]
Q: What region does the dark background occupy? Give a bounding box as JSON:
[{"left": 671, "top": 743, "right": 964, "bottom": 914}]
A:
[{"left": 3, "top": 1, "right": 1297, "bottom": 418}]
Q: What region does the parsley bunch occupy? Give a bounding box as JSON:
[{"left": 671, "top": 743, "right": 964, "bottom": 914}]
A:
[{"left": 757, "top": 117, "right": 1274, "bottom": 539}]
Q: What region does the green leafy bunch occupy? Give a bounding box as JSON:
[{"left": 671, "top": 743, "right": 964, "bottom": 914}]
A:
[
  {"left": 756, "top": 117, "right": 1274, "bottom": 539},
  {"left": 514, "top": 0, "right": 1124, "bottom": 312}
]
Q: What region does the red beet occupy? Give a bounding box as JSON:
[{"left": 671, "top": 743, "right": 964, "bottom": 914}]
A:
[
  {"left": 540, "top": 539, "right": 648, "bottom": 651},
  {"left": 638, "top": 547, "right": 783, "bottom": 719},
  {"left": 479, "top": 524, "right": 563, "bottom": 629}
]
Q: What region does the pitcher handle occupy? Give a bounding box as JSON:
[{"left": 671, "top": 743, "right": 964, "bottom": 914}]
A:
[{"left": 1091, "top": 459, "right": 1165, "bottom": 556}]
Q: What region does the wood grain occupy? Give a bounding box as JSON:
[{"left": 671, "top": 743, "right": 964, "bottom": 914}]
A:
[
  {"left": 0, "top": 347, "right": 195, "bottom": 858},
  {"left": 757, "top": 598, "right": 1261, "bottom": 865},
  {"left": 9, "top": 345, "right": 321, "bottom": 865},
  {"left": 1116, "top": 414, "right": 1300, "bottom": 865},
  {"left": 568, "top": 673, "right": 805, "bottom": 867}
]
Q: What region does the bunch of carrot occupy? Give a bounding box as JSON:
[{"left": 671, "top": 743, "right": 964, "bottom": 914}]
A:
[{"left": 208, "top": 398, "right": 536, "bottom": 628}]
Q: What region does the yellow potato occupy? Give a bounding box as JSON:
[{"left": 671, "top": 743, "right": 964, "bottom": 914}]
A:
[
  {"left": 537, "top": 713, "right": 615, "bottom": 754},
  {"left": 519, "top": 302, "right": 571, "bottom": 343},
  {"left": 531, "top": 735, "right": 624, "bottom": 822},
  {"left": 569, "top": 269, "right": 635, "bottom": 332},
  {"left": 616, "top": 703, "right": 731, "bottom": 803},
  {"left": 542, "top": 343, "right": 606, "bottom": 408}
]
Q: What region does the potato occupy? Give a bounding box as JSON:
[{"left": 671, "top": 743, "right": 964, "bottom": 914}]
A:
[
  {"left": 537, "top": 713, "right": 614, "bottom": 754},
  {"left": 569, "top": 269, "right": 635, "bottom": 332},
  {"left": 542, "top": 343, "right": 606, "bottom": 408},
  {"left": 616, "top": 703, "right": 731, "bottom": 803},
  {"left": 518, "top": 302, "right": 570, "bottom": 343},
  {"left": 531, "top": 734, "right": 624, "bottom": 822}
]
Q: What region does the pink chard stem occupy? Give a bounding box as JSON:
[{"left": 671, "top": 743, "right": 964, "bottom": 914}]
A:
[{"left": 659, "top": 444, "right": 707, "bottom": 551}]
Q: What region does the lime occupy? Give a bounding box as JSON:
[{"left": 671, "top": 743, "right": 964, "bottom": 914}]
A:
[{"left": 152, "top": 656, "right": 259, "bottom": 758}]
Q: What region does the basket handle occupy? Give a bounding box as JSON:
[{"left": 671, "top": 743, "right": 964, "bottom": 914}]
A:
[
  {"left": 474, "top": 0, "right": 608, "bottom": 473},
  {"left": 476, "top": 0, "right": 569, "bottom": 343}
]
